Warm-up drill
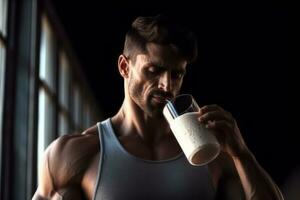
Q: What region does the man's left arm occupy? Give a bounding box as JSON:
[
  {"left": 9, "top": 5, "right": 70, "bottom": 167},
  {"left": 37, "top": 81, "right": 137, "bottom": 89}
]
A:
[
  {"left": 231, "top": 150, "right": 284, "bottom": 200},
  {"left": 199, "top": 105, "right": 284, "bottom": 200}
]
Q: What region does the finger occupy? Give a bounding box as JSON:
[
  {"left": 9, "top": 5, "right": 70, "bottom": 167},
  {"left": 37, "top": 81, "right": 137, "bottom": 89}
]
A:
[
  {"left": 205, "top": 120, "right": 232, "bottom": 146},
  {"left": 205, "top": 120, "right": 233, "bottom": 131},
  {"left": 200, "top": 104, "right": 224, "bottom": 114},
  {"left": 199, "top": 105, "right": 235, "bottom": 124},
  {"left": 199, "top": 111, "right": 232, "bottom": 124}
]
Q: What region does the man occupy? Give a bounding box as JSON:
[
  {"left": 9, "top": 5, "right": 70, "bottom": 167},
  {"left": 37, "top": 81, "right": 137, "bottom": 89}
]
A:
[{"left": 33, "top": 15, "right": 283, "bottom": 199}]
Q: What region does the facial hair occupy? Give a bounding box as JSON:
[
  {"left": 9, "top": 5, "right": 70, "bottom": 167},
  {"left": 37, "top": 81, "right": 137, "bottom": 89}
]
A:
[{"left": 128, "top": 75, "right": 166, "bottom": 118}]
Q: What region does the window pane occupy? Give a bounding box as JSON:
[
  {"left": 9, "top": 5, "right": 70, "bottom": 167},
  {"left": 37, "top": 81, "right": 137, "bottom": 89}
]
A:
[
  {"left": 58, "top": 112, "right": 69, "bottom": 136},
  {"left": 83, "top": 102, "right": 91, "bottom": 129},
  {"left": 0, "top": 0, "right": 8, "bottom": 35},
  {"left": 37, "top": 88, "right": 55, "bottom": 180},
  {"left": 59, "top": 51, "right": 70, "bottom": 110},
  {"left": 0, "top": 33, "right": 5, "bottom": 185},
  {"left": 39, "top": 16, "right": 56, "bottom": 92},
  {"left": 72, "top": 85, "right": 82, "bottom": 129},
  {"left": 0, "top": 41, "right": 5, "bottom": 129}
]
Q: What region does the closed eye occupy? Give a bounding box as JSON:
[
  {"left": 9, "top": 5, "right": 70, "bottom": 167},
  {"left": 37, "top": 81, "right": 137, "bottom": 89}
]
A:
[
  {"left": 148, "top": 66, "right": 157, "bottom": 73},
  {"left": 171, "top": 71, "right": 185, "bottom": 79},
  {"left": 147, "top": 66, "right": 163, "bottom": 74}
]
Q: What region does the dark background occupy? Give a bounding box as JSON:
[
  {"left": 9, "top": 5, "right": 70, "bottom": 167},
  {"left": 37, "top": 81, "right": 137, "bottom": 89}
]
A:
[{"left": 52, "top": 0, "right": 293, "bottom": 192}]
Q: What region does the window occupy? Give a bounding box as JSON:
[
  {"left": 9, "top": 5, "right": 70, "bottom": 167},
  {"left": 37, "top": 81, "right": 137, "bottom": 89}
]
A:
[
  {"left": 0, "top": 41, "right": 5, "bottom": 198},
  {"left": 72, "top": 84, "right": 82, "bottom": 130},
  {"left": 0, "top": 0, "right": 8, "bottom": 132},
  {"left": 0, "top": 39, "right": 5, "bottom": 154},
  {"left": 58, "top": 50, "right": 98, "bottom": 134},
  {"left": 58, "top": 51, "right": 70, "bottom": 135},
  {"left": 36, "top": 10, "right": 101, "bottom": 188},
  {"left": 83, "top": 102, "right": 92, "bottom": 129},
  {"left": 58, "top": 112, "right": 68, "bottom": 135},
  {"left": 39, "top": 16, "right": 56, "bottom": 92},
  {"left": 37, "top": 88, "right": 55, "bottom": 171},
  {"left": 0, "top": 0, "right": 8, "bottom": 190},
  {"left": 37, "top": 15, "right": 57, "bottom": 174},
  {"left": 0, "top": 0, "right": 8, "bottom": 36},
  {"left": 1, "top": 1, "right": 102, "bottom": 198},
  {"left": 58, "top": 51, "right": 70, "bottom": 111},
  {"left": 0, "top": 39, "right": 5, "bottom": 137}
]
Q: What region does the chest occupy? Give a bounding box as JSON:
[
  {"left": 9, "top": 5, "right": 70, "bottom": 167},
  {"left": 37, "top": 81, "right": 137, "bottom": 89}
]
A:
[
  {"left": 81, "top": 136, "right": 182, "bottom": 198},
  {"left": 81, "top": 135, "right": 220, "bottom": 200},
  {"left": 119, "top": 134, "right": 183, "bottom": 161},
  {"left": 93, "top": 143, "right": 216, "bottom": 200}
]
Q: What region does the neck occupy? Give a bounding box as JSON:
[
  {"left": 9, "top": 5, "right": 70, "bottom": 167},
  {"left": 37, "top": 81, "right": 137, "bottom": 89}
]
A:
[{"left": 111, "top": 96, "right": 171, "bottom": 146}]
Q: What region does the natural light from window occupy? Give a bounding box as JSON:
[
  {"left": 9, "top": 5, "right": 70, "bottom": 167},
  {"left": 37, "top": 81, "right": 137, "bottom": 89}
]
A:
[
  {"left": 0, "top": 0, "right": 8, "bottom": 36},
  {"left": 0, "top": 40, "right": 5, "bottom": 164},
  {"left": 39, "top": 16, "right": 56, "bottom": 92},
  {"left": 37, "top": 16, "right": 56, "bottom": 180},
  {"left": 58, "top": 51, "right": 70, "bottom": 135},
  {"left": 59, "top": 51, "right": 70, "bottom": 110},
  {"left": 37, "top": 88, "right": 55, "bottom": 177}
]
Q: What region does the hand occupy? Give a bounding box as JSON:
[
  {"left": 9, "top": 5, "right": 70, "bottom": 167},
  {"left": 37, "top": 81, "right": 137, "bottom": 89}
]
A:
[{"left": 198, "top": 104, "right": 249, "bottom": 157}]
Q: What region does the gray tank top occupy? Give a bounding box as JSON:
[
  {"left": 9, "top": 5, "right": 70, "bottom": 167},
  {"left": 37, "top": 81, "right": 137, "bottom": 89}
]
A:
[{"left": 93, "top": 119, "right": 216, "bottom": 200}]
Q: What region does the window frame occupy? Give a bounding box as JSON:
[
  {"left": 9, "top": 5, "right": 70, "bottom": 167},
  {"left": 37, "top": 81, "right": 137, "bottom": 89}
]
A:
[
  {"left": 0, "top": 1, "right": 102, "bottom": 199},
  {"left": 0, "top": 1, "right": 8, "bottom": 196}
]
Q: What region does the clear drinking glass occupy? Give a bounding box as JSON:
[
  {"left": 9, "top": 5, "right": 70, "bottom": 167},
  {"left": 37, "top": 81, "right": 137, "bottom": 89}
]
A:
[{"left": 163, "top": 94, "right": 220, "bottom": 166}]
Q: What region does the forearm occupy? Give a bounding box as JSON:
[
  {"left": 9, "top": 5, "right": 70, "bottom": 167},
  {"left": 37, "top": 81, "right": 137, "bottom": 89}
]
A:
[{"left": 232, "top": 151, "right": 284, "bottom": 200}]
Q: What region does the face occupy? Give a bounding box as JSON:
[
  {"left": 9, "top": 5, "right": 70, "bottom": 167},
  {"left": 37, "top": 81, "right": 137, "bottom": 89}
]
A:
[{"left": 126, "top": 43, "right": 187, "bottom": 118}]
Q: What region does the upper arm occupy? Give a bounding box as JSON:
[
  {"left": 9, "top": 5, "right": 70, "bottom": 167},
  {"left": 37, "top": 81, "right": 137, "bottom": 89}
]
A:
[
  {"left": 33, "top": 140, "right": 57, "bottom": 199},
  {"left": 33, "top": 134, "right": 92, "bottom": 199},
  {"left": 32, "top": 125, "right": 100, "bottom": 199}
]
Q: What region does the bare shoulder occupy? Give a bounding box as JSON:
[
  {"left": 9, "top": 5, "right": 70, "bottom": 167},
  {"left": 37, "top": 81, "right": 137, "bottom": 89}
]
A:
[
  {"left": 49, "top": 124, "right": 100, "bottom": 184},
  {"left": 51, "top": 124, "right": 99, "bottom": 158},
  {"left": 35, "top": 125, "right": 100, "bottom": 199}
]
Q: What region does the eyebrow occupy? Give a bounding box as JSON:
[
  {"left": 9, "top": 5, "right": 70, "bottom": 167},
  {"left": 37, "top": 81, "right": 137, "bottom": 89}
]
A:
[
  {"left": 144, "top": 61, "right": 164, "bottom": 68},
  {"left": 144, "top": 62, "right": 186, "bottom": 74}
]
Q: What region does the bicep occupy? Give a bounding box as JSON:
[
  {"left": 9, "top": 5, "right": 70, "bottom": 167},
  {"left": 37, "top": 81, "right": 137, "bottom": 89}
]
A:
[
  {"left": 34, "top": 139, "right": 65, "bottom": 199},
  {"left": 34, "top": 145, "right": 55, "bottom": 199},
  {"left": 34, "top": 135, "right": 91, "bottom": 200}
]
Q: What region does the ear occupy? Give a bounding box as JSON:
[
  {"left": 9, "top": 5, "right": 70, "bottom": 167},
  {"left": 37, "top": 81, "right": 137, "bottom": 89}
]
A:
[{"left": 118, "top": 55, "right": 130, "bottom": 78}]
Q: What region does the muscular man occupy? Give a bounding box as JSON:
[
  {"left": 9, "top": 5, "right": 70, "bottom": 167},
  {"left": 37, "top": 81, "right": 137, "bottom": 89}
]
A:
[{"left": 33, "top": 15, "right": 284, "bottom": 200}]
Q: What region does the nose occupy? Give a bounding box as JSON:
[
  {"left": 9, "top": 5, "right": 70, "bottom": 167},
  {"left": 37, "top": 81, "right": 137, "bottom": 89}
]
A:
[{"left": 158, "top": 71, "right": 172, "bottom": 92}]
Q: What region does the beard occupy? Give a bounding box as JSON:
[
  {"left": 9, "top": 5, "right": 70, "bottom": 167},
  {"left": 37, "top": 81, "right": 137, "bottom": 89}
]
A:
[{"left": 128, "top": 76, "right": 174, "bottom": 118}]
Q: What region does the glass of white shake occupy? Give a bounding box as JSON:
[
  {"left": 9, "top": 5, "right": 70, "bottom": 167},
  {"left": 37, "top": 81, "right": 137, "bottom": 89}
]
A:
[{"left": 163, "top": 94, "right": 220, "bottom": 166}]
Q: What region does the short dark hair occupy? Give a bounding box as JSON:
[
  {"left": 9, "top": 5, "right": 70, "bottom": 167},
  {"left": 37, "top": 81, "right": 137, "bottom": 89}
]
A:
[{"left": 123, "top": 15, "right": 198, "bottom": 64}]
